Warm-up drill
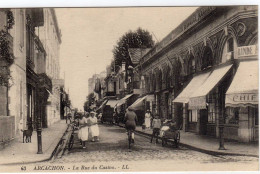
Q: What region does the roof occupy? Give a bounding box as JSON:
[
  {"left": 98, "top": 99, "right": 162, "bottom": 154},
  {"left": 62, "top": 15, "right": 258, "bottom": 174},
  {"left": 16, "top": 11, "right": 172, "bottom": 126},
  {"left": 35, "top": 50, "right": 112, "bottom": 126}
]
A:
[{"left": 128, "top": 48, "right": 151, "bottom": 65}]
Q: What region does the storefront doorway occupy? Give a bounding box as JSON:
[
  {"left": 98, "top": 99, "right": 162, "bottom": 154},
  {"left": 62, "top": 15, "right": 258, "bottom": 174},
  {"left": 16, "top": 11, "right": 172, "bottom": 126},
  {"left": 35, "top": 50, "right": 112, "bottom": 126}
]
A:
[
  {"left": 200, "top": 109, "right": 208, "bottom": 135},
  {"left": 26, "top": 84, "right": 35, "bottom": 129}
]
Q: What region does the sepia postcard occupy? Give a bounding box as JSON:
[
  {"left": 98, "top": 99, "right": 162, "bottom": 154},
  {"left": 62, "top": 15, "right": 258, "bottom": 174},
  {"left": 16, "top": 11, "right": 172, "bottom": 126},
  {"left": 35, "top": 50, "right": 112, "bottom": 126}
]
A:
[{"left": 0, "top": 5, "right": 259, "bottom": 172}]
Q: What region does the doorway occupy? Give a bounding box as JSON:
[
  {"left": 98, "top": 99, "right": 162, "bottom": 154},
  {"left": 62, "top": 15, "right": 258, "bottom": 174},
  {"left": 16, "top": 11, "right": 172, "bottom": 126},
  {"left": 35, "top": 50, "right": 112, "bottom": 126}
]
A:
[{"left": 200, "top": 109, "right": 208, "bottom": 135}]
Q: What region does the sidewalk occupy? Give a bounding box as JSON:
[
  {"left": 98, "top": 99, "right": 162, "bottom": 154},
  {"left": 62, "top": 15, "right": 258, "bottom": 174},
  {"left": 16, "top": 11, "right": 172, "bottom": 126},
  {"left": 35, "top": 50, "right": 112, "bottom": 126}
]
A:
[
  {"left": 0, "top": 120, "right": 68, "bottom": 165},
  {"left": 130, "top": 125, "right": 259, "bottom": 157}
]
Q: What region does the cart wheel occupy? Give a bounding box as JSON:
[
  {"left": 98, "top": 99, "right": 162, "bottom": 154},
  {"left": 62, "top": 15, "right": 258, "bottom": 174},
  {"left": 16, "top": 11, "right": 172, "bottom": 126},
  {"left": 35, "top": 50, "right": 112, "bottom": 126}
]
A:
[
  {"left": 68, "top": 134, "right": 74, "bottom": 151},
  {"left": 162, "top": 138, "right": 166, "bottom": 147},
  {"left": 174, "top": 131, "right": 180, "bottom": 148}
]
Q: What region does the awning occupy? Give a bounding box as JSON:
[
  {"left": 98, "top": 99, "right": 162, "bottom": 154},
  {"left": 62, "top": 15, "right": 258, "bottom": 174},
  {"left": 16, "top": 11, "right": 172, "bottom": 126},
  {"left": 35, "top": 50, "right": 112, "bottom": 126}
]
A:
[
  {"left": 116, "top": 94, "right": 134, "bottom": 106},
  {"left": 96, "top": 100, "right": 108, "bottom": 111},
  {"left": 225, "top": 61, "right": 258, "bottom": 107},
  {"left": 105, "top": 100, "right": 118, "bottom": 108},
  {"left": 189, "top": 65, "right": 232, "bottom": 109},
  {"left": 146, "top": 94, "right": 155, "bottom": 101},
  {"left": 129, "top": 96, "right": 147, "bottom": 111},
  {"left": 173, "top": 72, "right": 210, "bottom": 103}
]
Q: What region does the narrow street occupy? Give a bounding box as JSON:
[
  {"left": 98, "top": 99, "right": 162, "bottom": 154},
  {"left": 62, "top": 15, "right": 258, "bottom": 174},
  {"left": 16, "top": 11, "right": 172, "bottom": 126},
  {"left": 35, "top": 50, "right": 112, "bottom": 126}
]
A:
[{"left": 43, "top": 124, "right": 258, "bottom": 171}]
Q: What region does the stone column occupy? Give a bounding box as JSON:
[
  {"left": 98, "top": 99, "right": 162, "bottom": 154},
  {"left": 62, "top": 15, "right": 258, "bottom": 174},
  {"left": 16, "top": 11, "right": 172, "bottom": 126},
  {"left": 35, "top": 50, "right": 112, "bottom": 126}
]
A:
[
  {"left": 215, "top": 88, "right": 220, "bottom": 138},
  {"left": 197, "top": 110, "right": 201, "bottom": 134},
  {"left": 238, "top": 107, "right": 250, "bottom": 142},
  {"left": 183, "top": 103, "right": 188, "bottom": 132}
]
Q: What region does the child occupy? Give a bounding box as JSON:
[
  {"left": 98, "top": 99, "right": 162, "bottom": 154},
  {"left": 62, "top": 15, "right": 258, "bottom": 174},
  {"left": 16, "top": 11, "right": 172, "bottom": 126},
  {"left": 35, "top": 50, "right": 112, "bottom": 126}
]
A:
[{"left": 150, "top": 114, "right": 161, "bottom": 144}]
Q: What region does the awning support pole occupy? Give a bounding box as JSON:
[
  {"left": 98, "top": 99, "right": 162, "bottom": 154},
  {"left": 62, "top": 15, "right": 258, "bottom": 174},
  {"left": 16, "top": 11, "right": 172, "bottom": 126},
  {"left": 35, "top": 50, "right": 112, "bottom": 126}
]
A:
[{"left": 218, "top": 124, "right": 226, "bottom": 150}]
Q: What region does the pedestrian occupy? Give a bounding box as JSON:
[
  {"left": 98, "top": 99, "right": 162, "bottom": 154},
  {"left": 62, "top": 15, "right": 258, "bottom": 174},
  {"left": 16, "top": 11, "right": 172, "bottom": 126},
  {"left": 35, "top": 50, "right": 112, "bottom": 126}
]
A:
[
  {"left": 68, "top": 113, "right": 72, "bottom": 123},
  {"left": 89, "top": 111, "right": 100, "bottom": 142},
  {"left": 145, "top": 109, "right": 151, "bottom": 129},
  {"left": 150, "top": 114, "right": 161, "bottom": 144},
  {"left": 78, "top": 113, "right": 89, "bottom": 148},
  {"left": 124, "top": 107, "right": 138, "bottom": 143}
]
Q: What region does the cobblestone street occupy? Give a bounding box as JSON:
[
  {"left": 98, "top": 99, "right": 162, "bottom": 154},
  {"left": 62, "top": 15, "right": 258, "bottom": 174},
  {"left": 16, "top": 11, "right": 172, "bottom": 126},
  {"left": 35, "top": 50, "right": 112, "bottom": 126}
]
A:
[{"left": 44, "top": 124, "right": 259, "bottom": 171}]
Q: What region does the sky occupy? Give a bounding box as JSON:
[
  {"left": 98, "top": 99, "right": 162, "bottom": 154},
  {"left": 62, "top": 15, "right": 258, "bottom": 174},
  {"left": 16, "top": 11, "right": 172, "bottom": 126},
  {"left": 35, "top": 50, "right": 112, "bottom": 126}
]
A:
[{"left": 55, "top": 7, "right": 198, "bottom": 110}]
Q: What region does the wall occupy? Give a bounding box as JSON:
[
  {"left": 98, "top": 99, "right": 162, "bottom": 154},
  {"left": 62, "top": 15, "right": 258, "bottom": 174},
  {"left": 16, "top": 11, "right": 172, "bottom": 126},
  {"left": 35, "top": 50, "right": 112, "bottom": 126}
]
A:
[
  {"left": 0, "top": 86, "right": 7, "bottom": 116},
  {"left": 8, "top": 9, "right": 27, "bottom": 137},
  {"left": 38, "top": 8, "right": 62, "bottom": 126}
]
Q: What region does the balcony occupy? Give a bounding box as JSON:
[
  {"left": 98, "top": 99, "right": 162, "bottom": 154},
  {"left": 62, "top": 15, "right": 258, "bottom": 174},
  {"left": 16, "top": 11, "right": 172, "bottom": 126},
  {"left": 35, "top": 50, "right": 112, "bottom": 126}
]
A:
[{"left": 0, "top": 116, "right": 15, "bottom": 147}]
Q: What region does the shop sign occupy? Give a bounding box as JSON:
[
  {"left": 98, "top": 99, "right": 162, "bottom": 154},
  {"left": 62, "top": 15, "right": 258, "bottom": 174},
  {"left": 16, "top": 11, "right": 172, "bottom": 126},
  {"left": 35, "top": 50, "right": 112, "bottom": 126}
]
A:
[
  {"left": 182, "top": 6, "right": 216, "bottom": 32},
  {"left": 189, "top": 96, "right": 207, "bottom": 110},
  {"left": 237, "top": 45, "right": 258, "bottom": 58},
  {"left": 226, "top": 93, "right": 258, "bottom": 105}
]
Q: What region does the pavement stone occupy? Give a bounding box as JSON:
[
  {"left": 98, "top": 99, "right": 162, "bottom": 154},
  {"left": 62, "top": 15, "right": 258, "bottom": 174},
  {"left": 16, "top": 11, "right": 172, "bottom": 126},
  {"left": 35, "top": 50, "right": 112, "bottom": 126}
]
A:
[
  {"left": 117, "top": 123, "right": 259, "bottom": 157},
  {"left": 0, "top": 120, "right": 68, "bottom": 165},
  {"left": 52, "top": 124, "right": 258, "bottom": 169}
]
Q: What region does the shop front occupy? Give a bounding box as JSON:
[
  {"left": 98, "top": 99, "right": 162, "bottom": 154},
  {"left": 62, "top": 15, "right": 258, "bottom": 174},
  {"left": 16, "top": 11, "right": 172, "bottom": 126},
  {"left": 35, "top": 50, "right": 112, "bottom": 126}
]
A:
[
  {"left": 225, "top": 60, "right": 258, "bottom": 142},
  {"left": 129, "top": 94, "right": 155, "bottom": 125},
  {"left": 173, "top": 71, "right": 210, "bottom": 132},
  {"left": 189, "top": 64, "right": 233, "bottom": 136},
  {"left": 173, "top": 64, "right": 233, "bottom": 135}
]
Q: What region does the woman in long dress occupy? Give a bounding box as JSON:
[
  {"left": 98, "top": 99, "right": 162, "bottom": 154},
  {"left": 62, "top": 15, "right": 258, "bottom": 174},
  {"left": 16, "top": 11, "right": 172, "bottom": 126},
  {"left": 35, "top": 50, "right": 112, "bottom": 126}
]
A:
[
  {"left": 89, "top": 111, "right": 99, "bottom": 142},
  {"left": 78, "top": 113, "right": 89, "bottom": 148},
  {"left": 145, "top": 110, "right": 151, "bottom": 129}
]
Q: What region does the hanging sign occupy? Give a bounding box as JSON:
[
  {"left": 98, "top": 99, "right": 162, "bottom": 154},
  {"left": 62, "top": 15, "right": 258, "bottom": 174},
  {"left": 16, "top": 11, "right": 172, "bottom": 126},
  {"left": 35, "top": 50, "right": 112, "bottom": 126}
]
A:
[
  {"left": 226, "top": 93, "right": 258, "bottom": 106},
  {"left": 237, "top": 45, "right": 258, "bottom": 58}
]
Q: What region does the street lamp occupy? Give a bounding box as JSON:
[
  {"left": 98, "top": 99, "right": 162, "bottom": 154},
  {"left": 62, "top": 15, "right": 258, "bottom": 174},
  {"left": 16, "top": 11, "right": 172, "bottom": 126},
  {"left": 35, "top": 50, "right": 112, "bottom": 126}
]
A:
[{"left": 37, "top": 89, "right": 44, "bottom": 154}]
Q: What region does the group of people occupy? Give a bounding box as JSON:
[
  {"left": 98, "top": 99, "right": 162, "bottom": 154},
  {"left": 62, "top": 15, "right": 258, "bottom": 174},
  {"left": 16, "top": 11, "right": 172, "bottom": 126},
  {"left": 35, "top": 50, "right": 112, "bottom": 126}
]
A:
[
  {"left": 125, "top": 108, "right": 178, "bottom": 144},
  {"left": 77, "top": 111, "right": 100, "bottom": 149}
]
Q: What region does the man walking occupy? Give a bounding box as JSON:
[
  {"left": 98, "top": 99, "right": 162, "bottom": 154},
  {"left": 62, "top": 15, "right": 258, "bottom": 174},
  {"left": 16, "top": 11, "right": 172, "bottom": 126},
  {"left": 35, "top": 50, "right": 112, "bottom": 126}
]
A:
[{"left": 150, "top": 114, "right": 161, "bottom": 144}]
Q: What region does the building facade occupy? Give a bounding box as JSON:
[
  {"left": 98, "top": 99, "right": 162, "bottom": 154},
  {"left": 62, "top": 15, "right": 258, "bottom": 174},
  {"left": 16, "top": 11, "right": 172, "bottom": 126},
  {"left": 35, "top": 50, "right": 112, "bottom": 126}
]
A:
[
  {"left": 38, "top": 8, "right": 62, "bottom": 127},
  {"left": 139, "top": 6, "right": 258, "bottom": 142},
  {"left": 0, "top": 8, "right": 55, "bottom": 147}
]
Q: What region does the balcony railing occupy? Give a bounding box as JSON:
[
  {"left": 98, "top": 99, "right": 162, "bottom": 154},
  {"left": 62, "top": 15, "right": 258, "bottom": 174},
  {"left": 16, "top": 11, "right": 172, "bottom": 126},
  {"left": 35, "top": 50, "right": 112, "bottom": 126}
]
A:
[{"left": 0, "top": 116, "right": 15, "bottom": 145}]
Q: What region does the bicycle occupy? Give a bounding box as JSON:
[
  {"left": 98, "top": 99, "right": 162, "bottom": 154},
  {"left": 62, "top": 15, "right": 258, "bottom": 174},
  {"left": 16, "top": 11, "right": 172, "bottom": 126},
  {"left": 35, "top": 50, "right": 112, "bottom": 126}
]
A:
[
  {"left": 68, "top": 121, "right": 78, "bottom": 151},
  {"left": 127, "top": 130, "right": 134, "bottom": 149}
]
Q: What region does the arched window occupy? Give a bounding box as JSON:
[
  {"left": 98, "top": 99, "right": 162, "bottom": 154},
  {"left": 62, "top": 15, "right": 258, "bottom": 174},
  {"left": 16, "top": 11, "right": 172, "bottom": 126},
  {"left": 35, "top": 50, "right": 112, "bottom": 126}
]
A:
[
  {"left": 221, "top": 37, "right": 238, "bottom": 63},
  {"left": 201, "top": 46, "right": 213, "bottom": 70},
  {"left": 187, "top": 54, "right": 196, "bottom": 75},
  {"left": 165, "top": 66, "right": 170, "bottom": 88}
]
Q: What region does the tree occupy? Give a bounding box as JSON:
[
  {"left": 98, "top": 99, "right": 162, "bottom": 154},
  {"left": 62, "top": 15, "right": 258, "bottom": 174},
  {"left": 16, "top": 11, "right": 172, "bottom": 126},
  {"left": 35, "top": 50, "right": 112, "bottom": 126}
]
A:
[
  {"left": 87, "top": 92, "right": 95, "bottom": 105},
  {"left": 83, "top": 101, "right": 89, "bottom": 112},
  {"left": 112, "top": 28, "right": 154, "bottom": 72}
]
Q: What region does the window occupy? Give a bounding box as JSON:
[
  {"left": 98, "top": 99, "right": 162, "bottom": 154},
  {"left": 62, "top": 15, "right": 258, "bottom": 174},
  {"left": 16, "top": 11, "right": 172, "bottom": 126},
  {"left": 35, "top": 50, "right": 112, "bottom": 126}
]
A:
[
  {"left": 227, "top": 38, "right": 234, "bottom": 52},
  {"left": 225, "top": 107, "right": 239, "bottom": 124},
  {"left": 189, "top": 110, "right": 197, "bottom": 122},
  {"left": 208, "top": 103, "right": 215, "bottom": 123},
  {"left": 188, "top": 56, "right": 196, "bottom": 75},
  {"left": 201, "top": 47, "right": 213, "bottom": 70},
  {"left": 250, "top": 107, "right": 259, "bottom": 126},
  {"left": 20, "top": 10, "right": 24, "bottom": 48},
  {"left": 221, "top": 37, "right": 237, "bottom": 63},
  {"left": 255, "top": 108, "right": 258, "bottom": 125}
]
